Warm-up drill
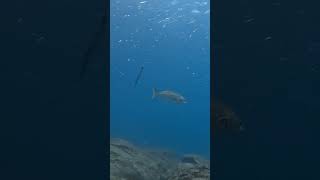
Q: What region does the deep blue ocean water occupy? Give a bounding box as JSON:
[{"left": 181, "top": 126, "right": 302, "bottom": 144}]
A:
[{"left": 110, "top": 0, "right": 210, "bottom": 157}]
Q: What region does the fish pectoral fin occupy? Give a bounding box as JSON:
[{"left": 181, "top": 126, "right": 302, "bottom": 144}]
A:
[{"left": 152, "top": 88, "right": 157, "bottom": 99}]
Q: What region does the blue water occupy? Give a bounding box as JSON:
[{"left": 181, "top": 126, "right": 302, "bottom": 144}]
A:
[{"left": 110, "top": 0, "right": 210, "bottom": 157}]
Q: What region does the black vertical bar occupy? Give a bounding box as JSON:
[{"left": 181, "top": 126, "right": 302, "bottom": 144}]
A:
[
  {"left": 210, "top": 0, "right": 214, "bottom": 178},
  {"left": 105, "top": 0, "right": 110, "bottom": 178}
]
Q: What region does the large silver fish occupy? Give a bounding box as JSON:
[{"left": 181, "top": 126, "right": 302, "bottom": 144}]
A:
[{"left": 152, "top": 88, "right": 187, "bottom": 104}]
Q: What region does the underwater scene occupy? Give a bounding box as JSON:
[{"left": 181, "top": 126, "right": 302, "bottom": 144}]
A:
[{"left": 110, "top": 0, "right": 210, "bottom": 179}]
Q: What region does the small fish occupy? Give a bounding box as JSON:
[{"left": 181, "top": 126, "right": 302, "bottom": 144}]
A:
[
  {"left": 152, "top": 88, "right": 187, "bottom": 104},
  {"left": 213, "top": 103, "right": 244, "bottom": 132},
  {"left": 134, "top": 66, "right": 144, "bottom": 87}
]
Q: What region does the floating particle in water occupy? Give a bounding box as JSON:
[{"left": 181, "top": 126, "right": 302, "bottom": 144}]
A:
[
  {"left": 191, "top": 9, "right": 201, "bottom": 14},
  {"left": 158, "top": 17, "right": 170, "bottom": 24},
  {"left": 187, "top": 28, "right": 199, "bottom": 39},
  {"left": 171, "top": 0, "right": 179, "bottom": 5},
  {"left": 244, "top": 18, "right": 255, "bottom": 23},
  {"left": 113, "top": 67, "right": 126, "bottom": 77},
  {"left": 204, "top": 10, "right": 210, "bottom": 14},
  {"left": 264, "top": 36, "right": 272, "bottom": 40},
  {"left": 187, "top": 19, "right": 196, "bottom": 24},
  {"left": 186, "top": 66, "right": 190, "bottom": 70},
  {"left": 139, "top": 1, "right": 148, "bottom": 4},
  {"left": 202, "top": 1, "right": 208, "bottom": 6},
  {"left": 118, "top": 40, "right": 122, "bottom": 43}
]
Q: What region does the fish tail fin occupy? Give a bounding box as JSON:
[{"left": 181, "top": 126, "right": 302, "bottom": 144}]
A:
[{"left": 152, "top": 88, "right": 158, "bottom": 99}]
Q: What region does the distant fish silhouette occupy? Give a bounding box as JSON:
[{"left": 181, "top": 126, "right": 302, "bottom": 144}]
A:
[
  {"left": 152, "top": 88, "right": 187, "bottom": 104},
  {"left": 134, "top": 66, "right": 144, "bottom": 87}
]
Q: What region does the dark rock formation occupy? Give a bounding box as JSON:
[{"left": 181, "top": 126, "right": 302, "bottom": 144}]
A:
[{"left": 110, "top": 138, "right": 210, "bottom": 180}]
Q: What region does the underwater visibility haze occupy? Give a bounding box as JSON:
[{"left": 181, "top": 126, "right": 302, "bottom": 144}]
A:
[{"left": 110, "top": 0, "right": 210, "bottom": 157}]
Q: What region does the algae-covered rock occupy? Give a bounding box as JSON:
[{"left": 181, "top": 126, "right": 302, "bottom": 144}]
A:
[
  {"left": 167, "top": 155, "right": 210, "bottom": 180},
  {"left": 110, "top": 138, "right": 177, "bottom": 180},
  {"left": 110, "top": 138, "right": 210, "bottom": 180}
]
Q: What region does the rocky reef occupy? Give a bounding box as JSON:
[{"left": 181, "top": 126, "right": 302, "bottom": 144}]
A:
[{"left": 110, "top": 138, "right": 210, "bottom": 180}]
